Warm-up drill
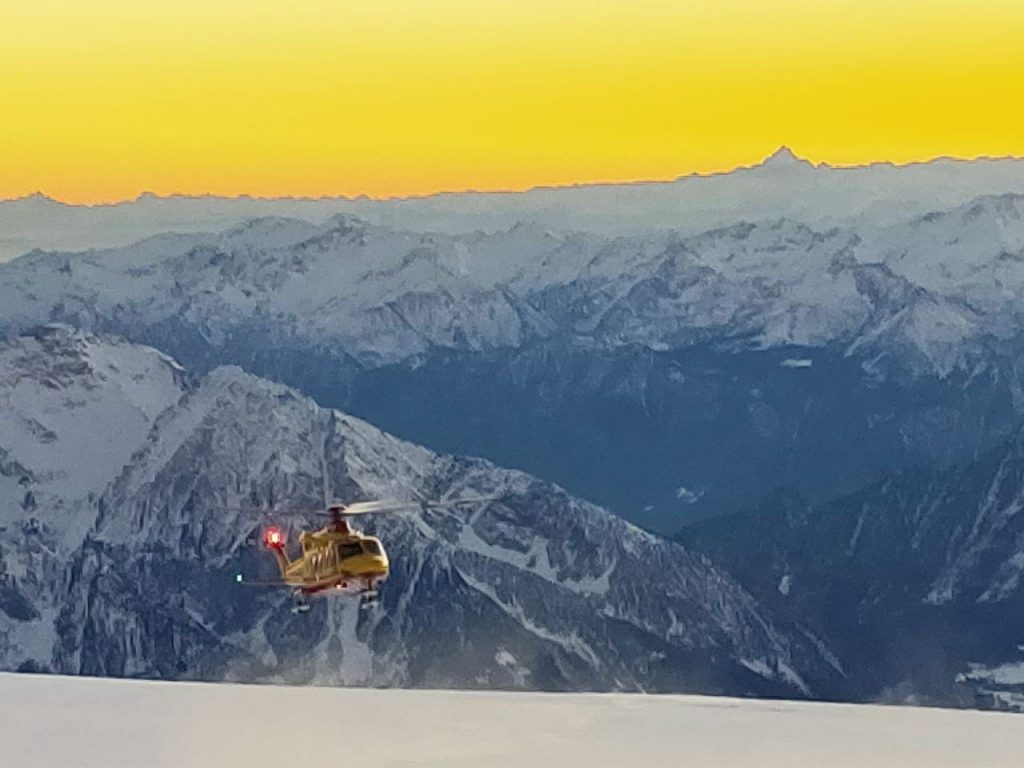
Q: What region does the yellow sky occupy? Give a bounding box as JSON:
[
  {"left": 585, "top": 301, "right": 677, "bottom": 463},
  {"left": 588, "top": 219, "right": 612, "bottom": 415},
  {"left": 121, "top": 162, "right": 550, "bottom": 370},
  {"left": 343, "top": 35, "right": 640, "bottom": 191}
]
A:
[{"left": 2, "top": 0, "right": 1023, "bottom": 203}]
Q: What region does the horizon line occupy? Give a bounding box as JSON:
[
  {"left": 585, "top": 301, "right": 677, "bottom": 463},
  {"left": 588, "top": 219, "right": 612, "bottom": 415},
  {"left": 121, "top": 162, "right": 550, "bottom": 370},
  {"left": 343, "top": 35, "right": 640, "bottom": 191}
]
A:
[{"left": 5, "top": 146, "right": 1024, "bottom": 209}]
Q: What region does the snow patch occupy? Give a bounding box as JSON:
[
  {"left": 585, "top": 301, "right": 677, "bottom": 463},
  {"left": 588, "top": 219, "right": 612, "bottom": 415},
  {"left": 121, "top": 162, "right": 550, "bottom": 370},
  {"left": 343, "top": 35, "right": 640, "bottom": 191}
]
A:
[{"left": 675, "top": 486, "right": 705, "bottom": 505}]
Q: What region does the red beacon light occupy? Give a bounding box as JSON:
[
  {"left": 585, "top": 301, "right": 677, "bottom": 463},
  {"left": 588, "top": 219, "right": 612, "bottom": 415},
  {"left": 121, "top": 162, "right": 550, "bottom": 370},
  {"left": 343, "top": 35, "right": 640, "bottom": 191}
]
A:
[{"left": 263, "top": 526, "right": 285, "bottom": 548}]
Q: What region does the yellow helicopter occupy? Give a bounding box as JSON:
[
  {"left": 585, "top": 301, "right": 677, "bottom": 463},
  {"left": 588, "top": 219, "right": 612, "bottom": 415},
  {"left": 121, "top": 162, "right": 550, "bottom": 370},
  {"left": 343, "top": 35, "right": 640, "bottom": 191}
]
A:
[{"left": 239, "top": 496, "right": 498, "bottom": 612}]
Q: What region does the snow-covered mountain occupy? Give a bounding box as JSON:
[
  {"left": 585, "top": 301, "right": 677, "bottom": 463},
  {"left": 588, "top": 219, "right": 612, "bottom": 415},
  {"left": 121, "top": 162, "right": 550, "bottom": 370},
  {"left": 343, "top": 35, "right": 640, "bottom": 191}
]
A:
[
  {"left": 3, "top": 197, "right": 1024, "bottom": 530},
  {"left": 5, "top": 198, "right": 1024, "bottom": 378},
  {"left": 4, "top": 148, "right": 1024, "bottom": 262},
  {"left": 0, "top": 328, "right": 841, "bottom": 697}
]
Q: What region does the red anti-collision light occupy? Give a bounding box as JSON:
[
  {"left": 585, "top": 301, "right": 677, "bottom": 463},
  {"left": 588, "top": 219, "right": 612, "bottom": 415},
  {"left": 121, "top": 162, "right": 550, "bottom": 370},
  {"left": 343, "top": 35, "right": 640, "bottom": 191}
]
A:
[{"left": 264, "top": 527, "right": 285, "bottom": 547}]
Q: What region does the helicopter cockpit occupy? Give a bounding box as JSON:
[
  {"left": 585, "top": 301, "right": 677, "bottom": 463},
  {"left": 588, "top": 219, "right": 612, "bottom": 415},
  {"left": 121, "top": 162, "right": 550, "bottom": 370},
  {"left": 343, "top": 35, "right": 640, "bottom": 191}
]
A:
[
  {"left": 336, "top": 538, "right": 385, "bottom": 561},
  {"left": 361, "top": 539, "right": 384, "bottom": 556}
]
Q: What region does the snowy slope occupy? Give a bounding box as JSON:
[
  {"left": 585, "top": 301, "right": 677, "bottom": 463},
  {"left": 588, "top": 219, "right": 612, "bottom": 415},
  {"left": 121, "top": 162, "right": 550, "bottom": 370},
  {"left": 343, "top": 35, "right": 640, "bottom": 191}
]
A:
[
  {"left": 0, "top": 328, "right": 189, "bottom": 671},
  {"left": 3, "top": 673, "right": 1023, "bottom": 768},
  {"left": 0, "top": 326, "right": 188, "bottom": 516},
  {"left": 0, "top": 333, "right": 840, "bottom": 697}
]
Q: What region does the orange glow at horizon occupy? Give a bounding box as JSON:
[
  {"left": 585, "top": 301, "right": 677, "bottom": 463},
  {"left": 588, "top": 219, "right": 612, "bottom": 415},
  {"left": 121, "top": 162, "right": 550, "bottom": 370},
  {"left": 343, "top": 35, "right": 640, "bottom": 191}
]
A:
[{"left": 2, "top": 1, "right": 1024, "bottom": 204}]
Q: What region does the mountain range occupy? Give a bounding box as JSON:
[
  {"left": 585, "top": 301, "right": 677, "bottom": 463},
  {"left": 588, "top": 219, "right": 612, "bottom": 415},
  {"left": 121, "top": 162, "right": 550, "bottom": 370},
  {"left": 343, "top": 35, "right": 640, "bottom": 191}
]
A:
[
  {"left": 3, "top": 153, "right": 1024, "bottom": 709},
  {"left": 2, "top": 193, "right": 1024, "bottom": 531},
  {"left": 5, "top": 147, "right": 1024, "bottom": 261}
]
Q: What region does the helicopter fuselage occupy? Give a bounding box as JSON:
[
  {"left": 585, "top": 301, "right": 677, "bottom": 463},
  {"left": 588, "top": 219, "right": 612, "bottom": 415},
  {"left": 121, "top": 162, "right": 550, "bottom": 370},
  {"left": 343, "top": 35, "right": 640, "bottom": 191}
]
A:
[{"left": 266, "top": 525, "right": 389, "bottom": 596}]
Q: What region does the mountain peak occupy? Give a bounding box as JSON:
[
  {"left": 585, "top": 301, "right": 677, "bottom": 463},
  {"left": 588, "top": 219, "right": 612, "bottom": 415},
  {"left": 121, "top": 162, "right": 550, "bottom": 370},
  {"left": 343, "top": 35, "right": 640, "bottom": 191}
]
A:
[
  {"left": 9, "top": 191, "right": 61, "bottom": 206},
  {"left": 759, "top": 146, "right": 813, "bottom": 170}
]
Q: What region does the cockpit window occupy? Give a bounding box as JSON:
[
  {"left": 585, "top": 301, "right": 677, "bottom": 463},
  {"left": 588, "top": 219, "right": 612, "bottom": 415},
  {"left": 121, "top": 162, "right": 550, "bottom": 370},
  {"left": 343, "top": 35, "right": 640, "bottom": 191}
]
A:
[
  {"left": 337, "top": 542, "right": 363, "bottom": 560},
  {"left": 362, "top": 540, "right": 382, "bottom": 556}
]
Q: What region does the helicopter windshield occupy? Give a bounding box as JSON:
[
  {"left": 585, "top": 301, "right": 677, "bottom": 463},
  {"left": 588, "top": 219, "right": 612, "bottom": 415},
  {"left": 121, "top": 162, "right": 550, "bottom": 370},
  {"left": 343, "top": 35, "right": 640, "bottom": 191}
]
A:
[
  {"left": 337, "top": 542, "right": 364, "bottom": 560},
  {"left": 362, "top": 539, "right": 383, "bottom": 556}
]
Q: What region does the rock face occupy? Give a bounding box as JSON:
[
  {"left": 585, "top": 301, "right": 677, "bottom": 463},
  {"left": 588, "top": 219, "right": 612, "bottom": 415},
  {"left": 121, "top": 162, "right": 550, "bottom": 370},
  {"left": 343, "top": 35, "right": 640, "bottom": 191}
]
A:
[
  {"left": 683, "top": 435, "right": 1024, "bottom": 708},
  {"left": 0, "top": 329, "right": 841, "bottom": 697}
]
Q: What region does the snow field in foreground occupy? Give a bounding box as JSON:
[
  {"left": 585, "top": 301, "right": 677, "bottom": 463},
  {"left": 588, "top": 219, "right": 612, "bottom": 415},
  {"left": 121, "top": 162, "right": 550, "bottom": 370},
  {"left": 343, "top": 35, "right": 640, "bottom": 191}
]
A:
[{"left": 2, "top": 673, "right": 1023, "bottom": 767}]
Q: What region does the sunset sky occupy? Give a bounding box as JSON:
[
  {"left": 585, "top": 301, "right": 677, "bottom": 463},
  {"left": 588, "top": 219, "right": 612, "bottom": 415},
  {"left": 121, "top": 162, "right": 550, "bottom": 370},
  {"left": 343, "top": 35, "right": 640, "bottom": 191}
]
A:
[{"left": 3, "top": 0, "right": 1024, "bottom": 203}]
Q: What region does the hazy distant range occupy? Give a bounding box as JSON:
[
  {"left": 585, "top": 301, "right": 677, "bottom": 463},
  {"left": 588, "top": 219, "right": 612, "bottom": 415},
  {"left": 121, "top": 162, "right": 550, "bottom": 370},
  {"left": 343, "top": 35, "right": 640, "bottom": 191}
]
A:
[{"left": 4, "top": 147, "right": 1024, "bottom": 262}]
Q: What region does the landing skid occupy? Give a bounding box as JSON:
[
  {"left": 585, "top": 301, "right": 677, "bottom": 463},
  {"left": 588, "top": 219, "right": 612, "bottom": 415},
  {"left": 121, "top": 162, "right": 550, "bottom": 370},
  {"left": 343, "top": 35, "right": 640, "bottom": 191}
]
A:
[
  {"left": 289, "top": 589, "right": 379, "bottom": 614},
  {"left": 291, "top": 591, "right": 311, "bottom": 615}
]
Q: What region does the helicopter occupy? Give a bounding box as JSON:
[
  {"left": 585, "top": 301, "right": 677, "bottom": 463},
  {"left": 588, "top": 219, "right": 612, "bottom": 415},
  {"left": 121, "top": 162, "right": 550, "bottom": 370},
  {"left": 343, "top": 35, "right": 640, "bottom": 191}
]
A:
[{"left": 239, "top": 496, "right": 500, "bottom": 612}]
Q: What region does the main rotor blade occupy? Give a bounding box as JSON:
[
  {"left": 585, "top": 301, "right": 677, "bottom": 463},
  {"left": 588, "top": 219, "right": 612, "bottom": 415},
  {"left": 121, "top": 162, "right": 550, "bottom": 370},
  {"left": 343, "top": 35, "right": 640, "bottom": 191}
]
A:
[
  {"left": 333, "top": 495, "right": 504, "bottom": 517},
  {"left": 330, "top": 500, "right": 425, "bottom": 517},
  {"left": 223, "top": 494, "right": 505, "bottom": 519},
  {"left": 424, "top": 494, "right": 506, "bottom": 510}
]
